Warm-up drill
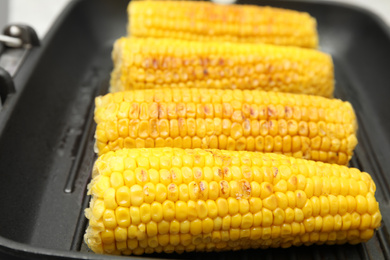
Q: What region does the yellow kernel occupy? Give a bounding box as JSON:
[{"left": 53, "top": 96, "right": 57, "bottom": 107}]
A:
[
  {"left": 103, "top": 209, "right": 117, "bottom": 229},
  {"left": 135, "top": 168, "right": 149, "bottom": 185},
  {"left": 190, "top": 219, "right": 202, "bottom": 235},
  {"left": 351, "top": 212, "right": 361, "bottom": 229},
  {"left": 187, "top": 200, "right": 197, "bottom": 221},
  {"left": 101, "top": 229, "right": 115, "bottom": 244},
  {"left": 302, "top": 200, "right": 313, "bottom": 218},
  {"left": 241, "top": 213, "right": 253, "bottom": 229},
  {"left": 170, "top": 168, "right": 182, "bottom": 185},
  {"left": 367, "top": 194, "right": 379, "bottom": 215},
  {"left": 150, "top": 201, "right": 163, "bottom": 222},
  {"left": 207, "top": 200, "right": 218, "bottom": 219},
  {"left": 140, "top": 203, "right": 151, "bottom": 223},
  {"left": 295, "top": 190, "right": 307, "bottom": 208},
  {"left": 274, "top": 180, "right": 288, "bottom": 193},
  {"left": 250, "top": 227, "right": 262, "bottom": 240},
  {"left": 222, "top": 215, "right": 231, "bottom": 230},
  {"left": 104, "top": 188, "right": 118, "bottom": 210},
  {"left": 167, "top": 183, "right": 179, "bottom": 201},
  {"left": 214, "top": 217, "right": 222, "bottom": 231},
  {"left": 319, "top": 196, "right": 330, "bottom": 216},
  {"left": 340, "top": 178, "right": 349, "bottom": 196},
  {"left": 253, "top": 211, "right": 262, "bottom": 226},
  {"left": 286, "top": 191, "right": 296, "bottom": 208},
  {"left": 115, "top": 226, "right": 127, "bottom": 242},
  {"left": 209, "top": 181, "right": 219, "bottom": 200},
  {"left": 127, "top": 225, "right": 137, "bottom": 239},
  {"left": 159, "top": 169, "right": 171, "bottom": 185},
  {"left": 227, "top": 197, "right": 239, "bottom": 215},
  {"left": 249, "top": 197, "right": 262, "bottom": 214},
  {"left": 130, "top": 185, "right": 144, "bottom": 206},
  {"left": 109, "top": 156, "right": 124, "bottom": 172},
  {"left": 304, "top": 178, "right": 314, "bottom": 198},
  {"left": 360, "top": 214, "right": 371, "bottom": 230},
  {"left": 130, "top": 206, "right": 141, "bottom": 225},
  {"left": 263, "top": 194, "right": 277, "bottom": 211},
  {"left": 275, "top": 192, "right": 288, "bottom": 210},
  {"left": 262, "top": 227, "right": 272, "bottom": 240},
  {"left": 231, "top": 214, "right": 242, "bottom": 228},
  {"left": 371, "top": 212, "right": 382, "bottom": 229},
  {"left": 304, "top": 217, "right": 315, "bottom": 232},
  {"left": 203, "top": 217, "right": 214, "bottom": 233},
  {"left": 197, "top": 200, "right": 208, "bottom": 219},
  {"left": 181, "top": 220, "right": 190, "bottom": 234},
  {"left": 260, "top": 182, "right": 273, "bottom": 199},
  {"left": 285, "top": 208, "right": 295, "bottom": 223},
  {"left": 262, "top": 208, "right": 273, "bottom": 227},
  {"left": 115, "top": 207, "right": 130, "bottom": 227},
  {"left": 162, "top": 200, "right": 175, "bottom": 221},
  {"left": 155, "top": 183, "right": 167, "bottom": 202},
  {"left": 291, "top": 222, "right": 301, "bottom": 236},
  {"left": 322, "top": 215, "right": 334, "bottom": 232},
  {"left": 110, "top": 172, "right": 124, "bottom": 189},
  {"left": 176, "top": 201, "right": 188, "bottom": 221},
  {"left": 360, "top": 229, "right": 374, "bottom": 240},
  {"left": 92, "top": 199, "right": 105, "bottom": 220},
  {"left": 294, "top": 208, "right": 304, "bottom": 222},
  {"left": 239, "top": 199, "right": 250, "bottom": 215},
  {"left": 273, "top": 208, "right": 285, "bottom": 226},
  {"left": 170, "top": 220, "right": 180, "bottom": 234},
  {"left": 356, "top": 195, "right": 368, "bottom": 214},
  {"left": 346, "top": 195, "right": 357, "bottom": 213},
  {"left": 158, "top": 220, "right": 170, "bottom": 235},
  {"left": 199, "top": 181, "right": 209, "bottom": 200},
  {"left": 216, "top": 198, "right": 228, "bottom": 217}
]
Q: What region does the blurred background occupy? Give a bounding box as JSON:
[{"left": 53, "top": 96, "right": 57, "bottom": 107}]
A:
[{"left": 0, "top": 0, "right": 389, "bottom": 40}]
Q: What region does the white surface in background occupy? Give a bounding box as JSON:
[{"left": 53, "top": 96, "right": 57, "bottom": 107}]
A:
[
  {"left": 4, "top": 0, "right": 390, "bottom": 39},
  {"left": 7, "top": 0, "right": 71, "bottom": 39}
]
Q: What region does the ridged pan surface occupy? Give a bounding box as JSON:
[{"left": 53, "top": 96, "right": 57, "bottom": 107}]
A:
[{"left": 0, "top": 0, "right": 389, "bottom": 259}]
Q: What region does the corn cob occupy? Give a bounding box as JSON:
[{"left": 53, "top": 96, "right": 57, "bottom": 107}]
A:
[
  {"left": 94, "top": 88, "right": 357, "bottom": 165},
  {"left": 110, "top": 37, "right": 334, "bottom": 97},
  {"left": 128, "top": 1, "right": 318, "bottom": 48},
  {"left": 84, "top": 148, "right": 381, "bottom": 255}
]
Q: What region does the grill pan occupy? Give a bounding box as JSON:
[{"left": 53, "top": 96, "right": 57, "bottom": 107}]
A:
[{"left": 0, "top": 0, "right": 390, "bottom": 259}]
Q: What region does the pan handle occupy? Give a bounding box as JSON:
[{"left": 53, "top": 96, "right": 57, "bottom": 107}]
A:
[
  {"left": 0, "top": 67, "right": 15, "bottom": 110},
  {"left": 0, "top": 24, "right": 40, "bottom": 48},
  {"left": 0, "top": 24, "right": 40, "bottom": 77}
]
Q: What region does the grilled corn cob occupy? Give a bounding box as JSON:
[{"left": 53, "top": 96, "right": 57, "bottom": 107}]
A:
[
  {"left": 128, "top": 1, "right": 318, "bottom": 48},
  {"left": 84, "top": 148, "right": 381, "bottom": 255},
  {"left": 110, "top": 37, "right": 334, "bottom": 97},
  {"left": 94, "top": 88, "right": 357, "bottom": 165}
]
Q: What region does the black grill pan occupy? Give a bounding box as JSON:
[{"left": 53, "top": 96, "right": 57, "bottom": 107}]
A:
[{"left": 0, "top": 0, "right": 389, "bottom": 259}]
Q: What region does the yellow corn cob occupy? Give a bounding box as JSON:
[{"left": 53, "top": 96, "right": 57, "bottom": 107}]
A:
[
  {"left": 94, "top": 88, "right": 357, "bottom": 165},
  {"left": 84, "top": 148, "right": 381, "bottom": 255},
  {"left": 110, "top": 37, "right": 334, "bottom": 97},
  {"left": 128, "top": 1, "right": 318, "bottom": 48}
]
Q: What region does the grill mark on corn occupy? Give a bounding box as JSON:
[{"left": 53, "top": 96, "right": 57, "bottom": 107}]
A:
[
  {"left": 273, "top": 167, "right": 279, "bottom": 177},
  {"left": 220, "top": 180, "right": 229, "bottom": 194}
]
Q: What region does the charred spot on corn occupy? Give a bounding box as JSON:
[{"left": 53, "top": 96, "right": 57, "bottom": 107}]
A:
[{"left": 84, "top": 148, "right": 382, "bottom": 255}]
